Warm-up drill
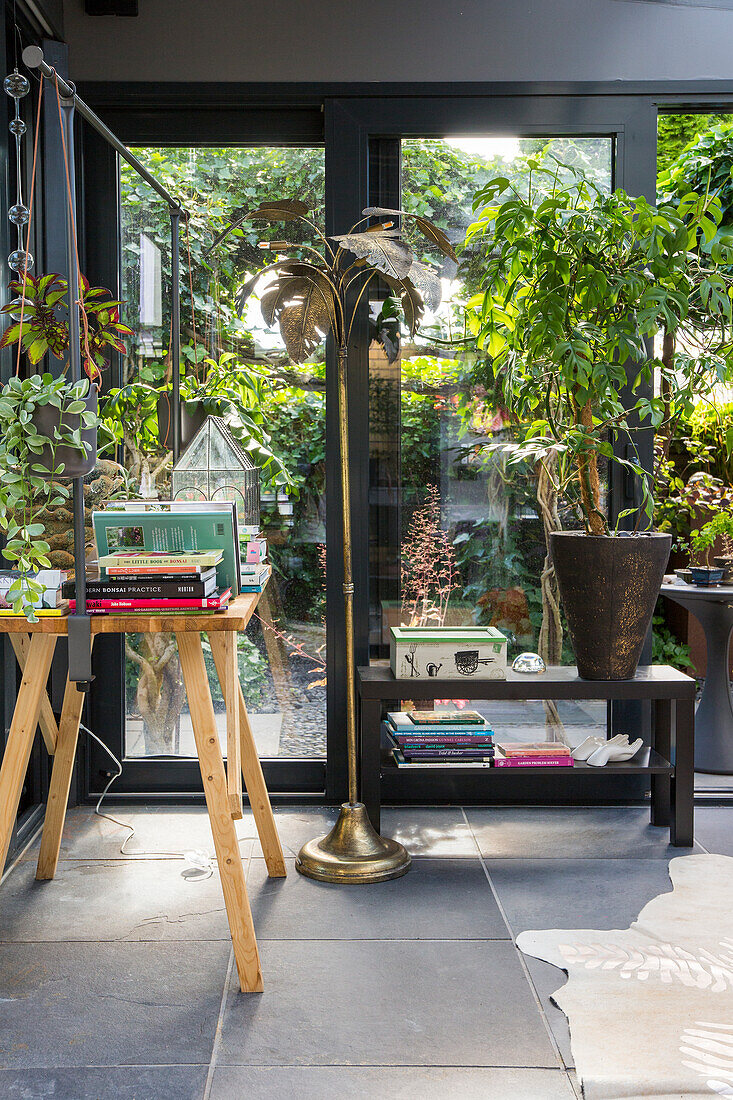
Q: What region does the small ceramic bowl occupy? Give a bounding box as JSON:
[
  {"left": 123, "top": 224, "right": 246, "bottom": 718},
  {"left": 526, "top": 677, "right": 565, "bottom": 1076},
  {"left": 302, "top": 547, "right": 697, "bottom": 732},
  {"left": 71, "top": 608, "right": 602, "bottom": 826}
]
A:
[{"left": 675, "top": 568, "right": 694, "bottom": 585}]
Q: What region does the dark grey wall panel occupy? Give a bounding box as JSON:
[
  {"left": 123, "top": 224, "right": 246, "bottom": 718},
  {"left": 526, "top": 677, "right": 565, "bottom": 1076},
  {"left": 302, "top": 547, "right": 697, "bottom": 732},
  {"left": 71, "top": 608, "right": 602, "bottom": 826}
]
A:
[{"left": 62, "top": 0, "right": 733, "bottom": 83}]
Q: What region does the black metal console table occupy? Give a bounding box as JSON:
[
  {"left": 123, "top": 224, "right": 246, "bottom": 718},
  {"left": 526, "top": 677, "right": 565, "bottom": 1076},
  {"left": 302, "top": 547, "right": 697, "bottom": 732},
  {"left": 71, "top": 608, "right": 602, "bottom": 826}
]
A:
[{"left": 357, "top": 664, "right": 696, "bottom": 847}]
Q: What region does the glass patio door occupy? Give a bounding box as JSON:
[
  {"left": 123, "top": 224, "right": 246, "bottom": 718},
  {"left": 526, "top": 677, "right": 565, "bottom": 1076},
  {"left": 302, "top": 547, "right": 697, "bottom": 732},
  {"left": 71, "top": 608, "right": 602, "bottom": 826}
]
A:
[
  {"left": 84, "top": 110, "right": 329, "bottom": 796},
  {"left": 325, "top": 91, "right": 656, "bottom": 798},
  {"left": 367, "top": 134, "right": 615, "bottom": 748}
]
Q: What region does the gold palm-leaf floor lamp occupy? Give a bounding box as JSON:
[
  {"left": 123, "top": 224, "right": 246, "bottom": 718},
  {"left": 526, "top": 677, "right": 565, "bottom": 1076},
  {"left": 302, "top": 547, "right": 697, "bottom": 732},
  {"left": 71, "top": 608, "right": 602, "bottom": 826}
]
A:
[{"left": 212, "top": 200, "right": 456, "bottom": 882}]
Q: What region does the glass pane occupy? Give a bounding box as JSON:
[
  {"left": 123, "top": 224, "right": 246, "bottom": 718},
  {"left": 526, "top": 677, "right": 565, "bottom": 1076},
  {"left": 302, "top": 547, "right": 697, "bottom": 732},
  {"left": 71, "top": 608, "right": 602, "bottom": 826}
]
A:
[
  {"left": 369, "top": 136, "right": 613, "bottom": 745},
  {"left": 116, "top": 145, "right": 326, "bottom": 761},
  {"left": 654, "top": 112, "right": 733, "bottom": 699}
]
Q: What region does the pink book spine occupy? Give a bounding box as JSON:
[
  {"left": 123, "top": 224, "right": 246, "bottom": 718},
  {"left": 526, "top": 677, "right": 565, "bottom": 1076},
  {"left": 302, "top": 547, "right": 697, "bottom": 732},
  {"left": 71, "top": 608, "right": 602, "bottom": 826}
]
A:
[
  {"left": 494, "top": 755, "right": 574, "bottom": 767},
  {"left": 70, "top": 593, "right": 228, "bottom": 610}
]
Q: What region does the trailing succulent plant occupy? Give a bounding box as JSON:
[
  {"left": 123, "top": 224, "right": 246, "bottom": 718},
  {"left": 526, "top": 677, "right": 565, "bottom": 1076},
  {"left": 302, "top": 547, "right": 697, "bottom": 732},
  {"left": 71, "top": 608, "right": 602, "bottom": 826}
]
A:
[{"left": 0, "top": 272, "right": 132, "bottom": 381}]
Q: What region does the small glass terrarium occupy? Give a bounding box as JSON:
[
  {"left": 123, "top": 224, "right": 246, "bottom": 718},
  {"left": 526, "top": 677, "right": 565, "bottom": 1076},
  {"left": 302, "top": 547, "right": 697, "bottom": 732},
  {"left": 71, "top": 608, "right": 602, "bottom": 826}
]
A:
[{"left": 171, "top": 414, "right": 260, "bottom": 524}]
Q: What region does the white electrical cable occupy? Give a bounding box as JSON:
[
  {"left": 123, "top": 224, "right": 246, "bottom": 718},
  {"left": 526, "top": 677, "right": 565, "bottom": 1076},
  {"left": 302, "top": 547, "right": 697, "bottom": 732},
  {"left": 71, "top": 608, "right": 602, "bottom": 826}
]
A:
[{"left": 78, "top": 721, "right": 254, "bottom": 879}]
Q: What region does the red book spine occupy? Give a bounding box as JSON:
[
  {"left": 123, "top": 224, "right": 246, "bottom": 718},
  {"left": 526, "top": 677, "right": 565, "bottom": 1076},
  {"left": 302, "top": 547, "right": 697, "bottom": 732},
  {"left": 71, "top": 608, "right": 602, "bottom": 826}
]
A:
[
  {"left": 70, "top": 590, "right": 230, "bottom": 611},
  {"left": 494, "top": 756, "right": 574, "bottom": 767}
]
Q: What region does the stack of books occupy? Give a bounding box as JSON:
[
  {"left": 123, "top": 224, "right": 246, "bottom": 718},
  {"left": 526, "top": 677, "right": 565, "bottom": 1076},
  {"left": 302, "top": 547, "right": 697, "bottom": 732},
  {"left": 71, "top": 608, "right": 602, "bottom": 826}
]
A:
[
  {"left": 0, "top": 569, "right": 69, "bottom": 617},
  {"left": 63, "top": 550, "right": 232, "bottom": 615},
  {"left": 384, "top": 710, "right": 495, "bottom": 768},
  {"left": 494, "top": 742, "right": 574, "bottom": 768},
  {"left": 240, "top": 526, "right": 271, "bottom": 593}
]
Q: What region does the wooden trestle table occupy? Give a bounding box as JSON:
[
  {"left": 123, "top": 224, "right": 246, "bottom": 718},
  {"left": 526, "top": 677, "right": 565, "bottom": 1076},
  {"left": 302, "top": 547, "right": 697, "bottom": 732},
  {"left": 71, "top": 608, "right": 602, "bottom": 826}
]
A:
[{"left": 0, "top": 591, "right": 285, "bottom": 993}]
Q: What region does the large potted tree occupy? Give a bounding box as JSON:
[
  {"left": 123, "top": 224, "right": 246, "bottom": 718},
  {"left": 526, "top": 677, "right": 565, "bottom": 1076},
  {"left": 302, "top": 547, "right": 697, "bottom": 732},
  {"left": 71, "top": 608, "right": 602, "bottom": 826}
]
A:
[{"left": 467, "top": 165, "right": 730, "bottom": 679}]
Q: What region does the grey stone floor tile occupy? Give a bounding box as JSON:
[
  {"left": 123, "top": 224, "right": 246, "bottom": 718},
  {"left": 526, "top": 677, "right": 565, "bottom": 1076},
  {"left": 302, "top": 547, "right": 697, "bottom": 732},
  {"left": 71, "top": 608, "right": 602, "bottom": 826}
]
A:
[
  {"left": 522, "top": 955, "right": 574, "bottom": 1069},
  {"left": 0, "top": 941, "right": 229, "bottom": 1069},
  {"left": 218, "top": 938, "right": 558, "bottom": 1067},
  {"left": 19, "top": 804, "right": 253, "bottom": 862},
  {"left": 0, "top": 855, "right": 248, "bottom": 942},
  {"left": 209, "top": 1065, "right": 576, "bottom": 1099},
  {"left": 19, "top": 804, "right": 336, "bottom": 863},
  {"left": 0, "top": 1067, "right": 208, "bottom": 1099},
  {"left": 246, "top": 856, "right": 509, "bottom": 940},
  {"left": 250, "top": 805, "right": 340, "bottom": 859},
  {"left": 379, "top": 806, "right": 478, "bottom": 857},
  {"left": 486, "top": 858, "right": 674, "bottom": 932},
  {"left": 690, "top": 804, "right": 733, "bottom": 856},
  {"left": 466, "top": 806, "right": 701, "bottom": 859}
]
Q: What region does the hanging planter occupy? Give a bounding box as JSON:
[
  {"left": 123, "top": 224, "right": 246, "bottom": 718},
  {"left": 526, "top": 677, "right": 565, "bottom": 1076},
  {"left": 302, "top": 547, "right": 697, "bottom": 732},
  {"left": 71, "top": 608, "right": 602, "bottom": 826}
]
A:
[
  {"left": 0, "top": 373, "right": 99, "bottom": 619},
  {"left": 32, "top": 381, "right": 98, "bottom": 477},
  {"left": 156, "top": 392, "right": 206, "bottom": 451}
]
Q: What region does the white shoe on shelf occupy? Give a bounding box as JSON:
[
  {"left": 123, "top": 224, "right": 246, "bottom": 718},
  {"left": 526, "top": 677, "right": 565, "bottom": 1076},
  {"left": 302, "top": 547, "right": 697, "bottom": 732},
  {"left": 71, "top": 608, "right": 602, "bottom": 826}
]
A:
[
  {"left": 586, "top": 737, "right": 644, "bottom": 768},
  {"left": 573, "top": 734, "right": 625, "bottom": 761}
]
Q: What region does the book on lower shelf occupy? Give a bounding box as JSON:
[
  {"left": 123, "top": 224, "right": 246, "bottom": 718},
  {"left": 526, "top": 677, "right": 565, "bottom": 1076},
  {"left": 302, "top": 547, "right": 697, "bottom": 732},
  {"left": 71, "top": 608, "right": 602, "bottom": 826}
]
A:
[
  {"left": 383, "top": 721, "right": 494, "bottom": 765},
  {"left": 494, "top": 744, "right": 574, "bottom": 768}
]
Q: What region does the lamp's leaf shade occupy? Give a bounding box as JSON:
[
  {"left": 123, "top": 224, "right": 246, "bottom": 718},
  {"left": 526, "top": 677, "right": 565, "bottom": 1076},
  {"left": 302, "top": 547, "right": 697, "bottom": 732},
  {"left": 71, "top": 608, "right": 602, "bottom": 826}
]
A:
[
  {"left": 362, "top": 206, "right": 458, "bottom": 263},
  {"left": 330, "top": 229, "right": 413, "bottom": 281},
  {"left": 407, "top": 261, "right": 442, "bottom": 313},
  {"left": 279, "top": 292, "right": 331, "bottom": 364},
  {"left": 248, "top": 198, "right": 312, "bottom": 222}
]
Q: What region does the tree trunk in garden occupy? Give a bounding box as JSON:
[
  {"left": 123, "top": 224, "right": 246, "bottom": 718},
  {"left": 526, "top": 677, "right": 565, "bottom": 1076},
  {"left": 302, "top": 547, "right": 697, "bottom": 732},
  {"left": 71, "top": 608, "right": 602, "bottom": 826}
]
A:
[
  {"left": 125, "top": 632, "right": 186, "bottom": 755},
  {"left": 535, "top": 453, "right": 568, "bottom": 744},
  {"left": 659, "top": 330, "right": 675, "bottom": 461},
  {"left": 576, "top": 398, "right": 605, "bottom": 535}
]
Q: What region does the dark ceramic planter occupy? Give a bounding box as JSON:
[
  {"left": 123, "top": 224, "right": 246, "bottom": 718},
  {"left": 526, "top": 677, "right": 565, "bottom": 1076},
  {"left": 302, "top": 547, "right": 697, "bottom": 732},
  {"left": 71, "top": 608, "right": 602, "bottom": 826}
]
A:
[
  {"left": 691, "top": 566, "right": 724, "bottom": 588},
  {"left": 550, "top": 531, "right": 672, "bottom": 680},
  {"left": 157, "top": 395, "right": 206, "bottom": 452},
  {"left": 714, "top": 556, "right": 733, "bottom": 583},
  {"left": 31, "top": 384, "right": 98, "bottom": 478}
]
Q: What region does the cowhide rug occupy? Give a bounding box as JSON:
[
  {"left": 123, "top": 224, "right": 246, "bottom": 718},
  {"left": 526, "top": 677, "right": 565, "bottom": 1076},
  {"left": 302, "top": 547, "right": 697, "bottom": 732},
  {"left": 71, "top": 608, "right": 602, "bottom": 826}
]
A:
[{"left": 517, "top": 854, "right": 733, "bottom": 1100}]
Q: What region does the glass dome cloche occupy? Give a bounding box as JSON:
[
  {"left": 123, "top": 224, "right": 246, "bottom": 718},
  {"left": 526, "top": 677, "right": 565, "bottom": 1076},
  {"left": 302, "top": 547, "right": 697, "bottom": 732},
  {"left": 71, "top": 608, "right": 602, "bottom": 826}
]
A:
[{"left": 171, "top": 415, "right": 260, "bottom": 525}]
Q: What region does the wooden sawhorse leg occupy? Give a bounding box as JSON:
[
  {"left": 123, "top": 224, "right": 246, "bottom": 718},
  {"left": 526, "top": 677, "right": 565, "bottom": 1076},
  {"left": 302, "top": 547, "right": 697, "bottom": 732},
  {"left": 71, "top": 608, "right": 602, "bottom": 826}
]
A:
[
  {"left": 9, "top": 634, "right": 59, "bottom": 756},
  {"left": 208, "top": 630, "right": 286, "bottom": 878},
  {"left": 178, "top": 631, "right": 263, "bottom": 993},
  {"left": 0, "top": 634, "right": 57, "bottom": 873},
  {"left": 36, "top": 636, "right": 96, "bottom": 880}
]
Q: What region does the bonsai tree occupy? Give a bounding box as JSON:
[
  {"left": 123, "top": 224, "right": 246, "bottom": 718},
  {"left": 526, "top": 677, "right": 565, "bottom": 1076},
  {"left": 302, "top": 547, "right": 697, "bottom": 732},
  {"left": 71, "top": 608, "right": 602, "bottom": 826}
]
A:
[
  {"left": 690, "top": 512, "right": 733, "bottom": 566},
  {"left": 466, "top": 163, "right": 728, "bottom": 534}
]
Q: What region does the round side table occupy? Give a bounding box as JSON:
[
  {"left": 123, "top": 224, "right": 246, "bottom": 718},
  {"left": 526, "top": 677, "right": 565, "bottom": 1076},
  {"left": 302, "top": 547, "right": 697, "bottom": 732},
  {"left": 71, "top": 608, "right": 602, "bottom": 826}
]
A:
[{"left": 661, "top": 582, "right": 733, "bottom": 773}]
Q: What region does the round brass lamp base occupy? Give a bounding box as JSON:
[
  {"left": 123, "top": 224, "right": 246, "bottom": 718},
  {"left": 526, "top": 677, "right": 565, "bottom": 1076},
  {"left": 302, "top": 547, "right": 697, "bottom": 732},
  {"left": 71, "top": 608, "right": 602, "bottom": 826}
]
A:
[{"left": 295, "top": 802, "right": 411, "bottom": 884}]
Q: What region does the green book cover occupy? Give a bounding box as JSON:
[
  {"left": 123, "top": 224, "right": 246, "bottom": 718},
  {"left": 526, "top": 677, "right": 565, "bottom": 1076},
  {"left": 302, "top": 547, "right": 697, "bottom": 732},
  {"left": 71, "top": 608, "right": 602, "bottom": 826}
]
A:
[{"left": 93, "top": 506, "right": 241, "bottom": 595}]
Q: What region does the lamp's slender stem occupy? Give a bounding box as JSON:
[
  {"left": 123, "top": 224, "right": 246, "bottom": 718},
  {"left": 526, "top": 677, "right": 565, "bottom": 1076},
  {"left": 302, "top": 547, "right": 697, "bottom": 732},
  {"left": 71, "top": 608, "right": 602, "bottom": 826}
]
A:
[{"left": 337, "top": 343, "right": 358, "bottom": 806}]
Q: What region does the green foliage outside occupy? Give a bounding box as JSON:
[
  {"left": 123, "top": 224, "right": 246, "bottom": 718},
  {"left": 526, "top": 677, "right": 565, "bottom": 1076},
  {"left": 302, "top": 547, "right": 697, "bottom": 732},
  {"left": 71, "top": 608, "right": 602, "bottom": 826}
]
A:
[
  {"left": 657, "top": 113, "right": 732, "bottom": 181},
  {"left": 112, "top": 126, "right": 733, "bottom": 670}
]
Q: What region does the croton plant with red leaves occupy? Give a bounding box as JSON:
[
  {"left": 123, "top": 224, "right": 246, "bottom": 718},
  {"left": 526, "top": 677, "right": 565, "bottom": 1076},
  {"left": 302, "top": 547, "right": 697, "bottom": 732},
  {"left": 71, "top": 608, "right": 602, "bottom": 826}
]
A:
[{"left": 0, "top": 272, "right": 132, "bottom": 381}]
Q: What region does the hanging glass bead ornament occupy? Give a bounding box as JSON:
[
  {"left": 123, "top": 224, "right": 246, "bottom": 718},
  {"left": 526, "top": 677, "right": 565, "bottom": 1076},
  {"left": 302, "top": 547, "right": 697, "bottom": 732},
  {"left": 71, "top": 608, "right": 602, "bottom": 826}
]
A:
[
  {"left": 7, "top": 248, "right": 32, "bottom": 271},
  {"left": 8, "top": 203, "right": 28, "bottom": 225},
  {"left": 3, "top": 70, "right": 29, "bottom": 99},
  {"left": 4, "top": 68, "right": 32, "bottom": 275}
]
